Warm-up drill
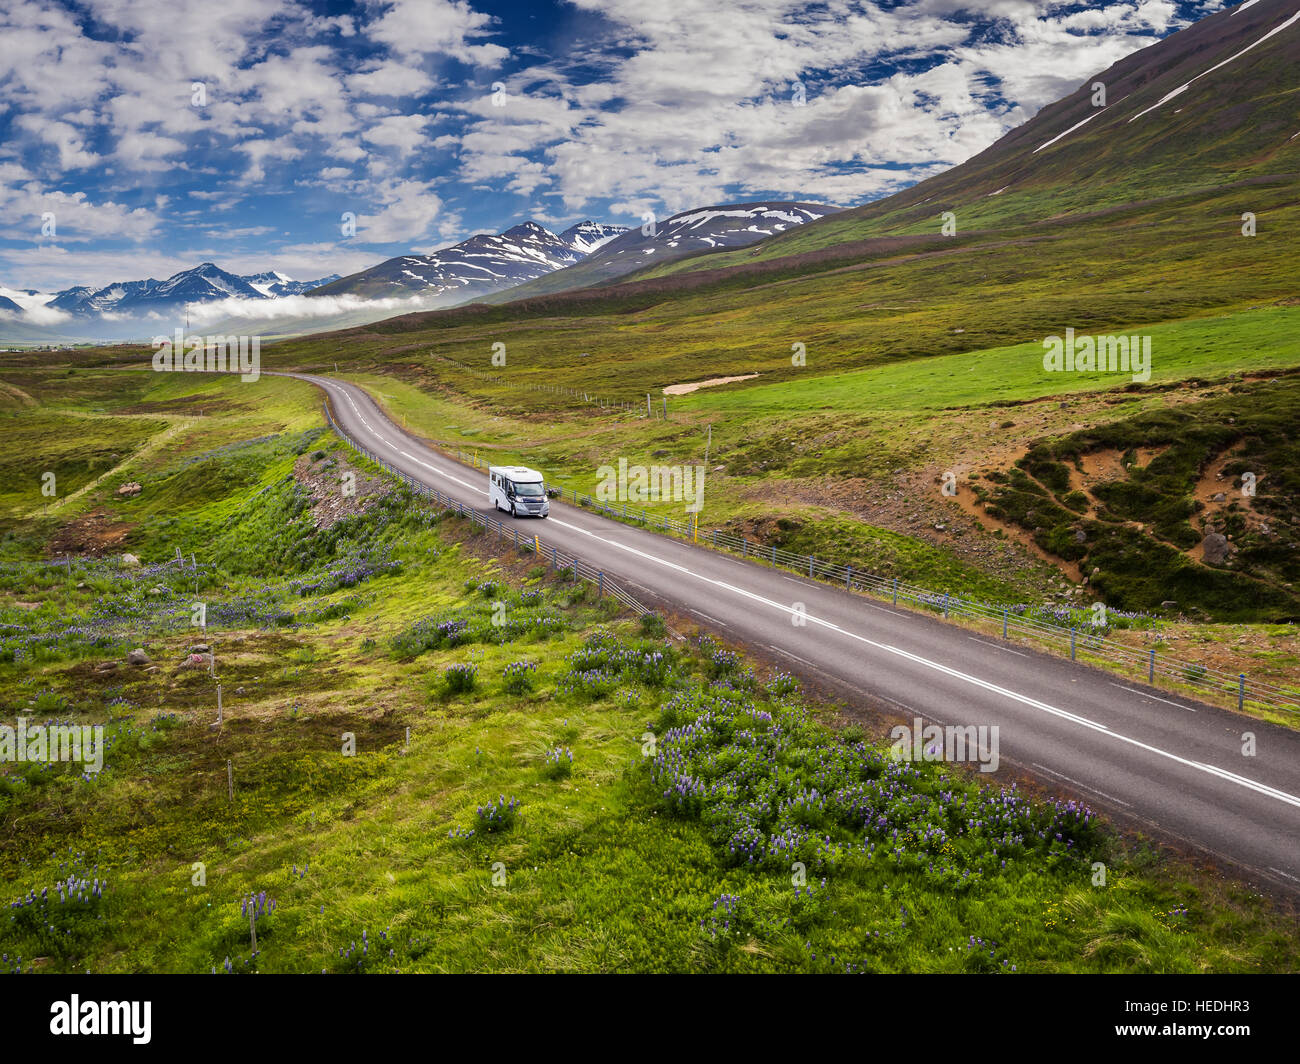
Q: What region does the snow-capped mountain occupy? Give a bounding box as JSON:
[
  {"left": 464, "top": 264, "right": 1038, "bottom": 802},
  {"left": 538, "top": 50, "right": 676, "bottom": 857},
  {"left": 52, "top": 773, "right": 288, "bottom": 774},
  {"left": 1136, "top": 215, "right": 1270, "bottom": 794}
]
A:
[
  {"left": 558, "top": 221, "right": 625, "bottom": 255},
  {"left": 242, "top": 270, "right": 341, "bottom": 298},
  {"left": 45, "top": 264, "right": 341, "bottom": 317},
  {"left": 480, "top": 202, "right": 838, "bottom": 303},
  {"left": 49, "top": 279, "right": 161, "bottom": 315},
  {"left": 313, "top": 219, "right": 629, "bottom": 301}
]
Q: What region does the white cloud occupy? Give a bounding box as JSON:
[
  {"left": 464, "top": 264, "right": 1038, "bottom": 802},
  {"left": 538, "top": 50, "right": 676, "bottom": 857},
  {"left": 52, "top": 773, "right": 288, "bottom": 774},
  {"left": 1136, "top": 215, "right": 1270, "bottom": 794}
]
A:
[
  {"left": 352, "top": 178, "right": 444, "bottom": 243},
  {"left": 0, "top": 0, "right": 1199, "bottom": 297},
  {"left": 363, "top": 0, "right": 509, "bottom": 65}
]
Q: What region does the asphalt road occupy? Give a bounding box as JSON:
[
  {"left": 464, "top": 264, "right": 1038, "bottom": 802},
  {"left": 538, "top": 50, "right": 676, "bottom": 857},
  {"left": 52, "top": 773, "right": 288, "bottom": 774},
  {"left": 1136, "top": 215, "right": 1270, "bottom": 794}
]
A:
[{"left": 296, "top": 372, "right": 1300, "bottom": 896}]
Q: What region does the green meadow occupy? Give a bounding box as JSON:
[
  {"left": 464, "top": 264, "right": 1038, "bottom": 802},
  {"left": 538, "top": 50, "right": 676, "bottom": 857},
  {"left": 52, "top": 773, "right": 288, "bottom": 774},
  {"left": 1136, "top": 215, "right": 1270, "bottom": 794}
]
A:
[
  {"left": 2, "top": 370, "right": 1298, "bottom": 973},
  {"left": 674, "top": 306, "right": 1300, "bottom": 413}
]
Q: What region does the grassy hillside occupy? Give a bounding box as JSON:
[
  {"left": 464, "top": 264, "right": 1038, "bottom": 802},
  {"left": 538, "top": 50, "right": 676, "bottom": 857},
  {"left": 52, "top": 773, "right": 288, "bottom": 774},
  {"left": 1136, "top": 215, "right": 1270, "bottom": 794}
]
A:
[
  {"left": 2, "top": 370, "right": 1298, "bottom": 973},
  {"left": 635, "top": 0, "right": 1300, "bottom": 278}
]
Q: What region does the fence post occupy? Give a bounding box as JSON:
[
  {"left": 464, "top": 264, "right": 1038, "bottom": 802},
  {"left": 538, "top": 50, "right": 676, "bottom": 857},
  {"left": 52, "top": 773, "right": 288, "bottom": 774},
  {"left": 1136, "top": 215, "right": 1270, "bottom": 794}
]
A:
[
  {"left": 1148, "top": 648, "right": 1155, "bottom": 683},
  {"left": 809, "top": 556, "right": 814, "bottom": 578},
  {"left": 1003, "top": 608, "right": 1008, "bottom": 639},
  {"left": 846, "top": 565, "right": 852, "bottom": 590},
  {"left": 742, "top": 538, "right": 747, "bottom": 558},
  {"left": 713, "top": 530, "right": 717, "bottom": 548},
  {"left": 943, "top": 593, "right": 949, "bottom": 618},
  {"left": 597, "top": 571, "right": 604, "bottom": 597},
  {"left": 1238, "top": 674, "right": 1245, "bottom": 712},
  {"left": 893, "top": 577, "right": 898, "bottom": 605},
  {"left": 1070, "top": 627, "right": 1076, "bottom": 661}
]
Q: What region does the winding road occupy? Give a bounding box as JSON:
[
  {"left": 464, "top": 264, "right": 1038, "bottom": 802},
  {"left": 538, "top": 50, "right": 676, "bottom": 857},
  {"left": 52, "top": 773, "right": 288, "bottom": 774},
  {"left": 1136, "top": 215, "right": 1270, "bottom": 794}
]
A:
[{"left": 295, "top": 371, "right": 1300, "bottom": 896}]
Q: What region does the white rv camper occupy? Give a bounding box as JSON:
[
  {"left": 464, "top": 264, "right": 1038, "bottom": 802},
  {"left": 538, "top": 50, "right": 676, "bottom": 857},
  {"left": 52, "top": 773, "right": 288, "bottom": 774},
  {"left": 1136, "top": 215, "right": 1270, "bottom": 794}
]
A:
[{"left": 488, "top": 465, "right": 549, "bottom": 518}]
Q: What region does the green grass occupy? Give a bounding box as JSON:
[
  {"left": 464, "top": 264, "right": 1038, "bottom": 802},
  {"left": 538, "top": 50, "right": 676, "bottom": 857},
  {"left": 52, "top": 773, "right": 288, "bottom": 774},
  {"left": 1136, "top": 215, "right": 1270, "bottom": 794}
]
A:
[
  {"left": 672, "top": 306, "right": 1300, "bottom": 413},
  {"left": 0, "top": 410, "right": 169, "bottom": 520},
  {"left": 1, "top": 374, "right": 1298, "bottom": 973}
]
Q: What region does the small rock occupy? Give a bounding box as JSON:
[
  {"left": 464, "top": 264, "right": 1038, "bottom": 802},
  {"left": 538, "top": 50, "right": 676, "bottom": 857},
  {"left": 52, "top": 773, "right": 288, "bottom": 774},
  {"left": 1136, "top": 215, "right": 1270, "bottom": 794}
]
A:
[
  {"left": 1160, "top": 600, "right": 1178, "bottom": 610},
  {"left": 1212, "top": 492, "right": 1225, "bottom": 503},
  {"left": 121, "top": 553, "right": 141, "bottom": 569},
  {"left": 191, "top": 644, "right": 210, "bottom": 653},
  {"left": 1073, "top": 529, "right": 1087, "bottom": 543},
  {"left": 127, "top": 647, "right": 149, "bottom": 665},
  {"left": 117, "top": 482, "right": 142, "bottom": 497},
  {"left": 147, "top": 585, "right": 167, "bottom": 596}
]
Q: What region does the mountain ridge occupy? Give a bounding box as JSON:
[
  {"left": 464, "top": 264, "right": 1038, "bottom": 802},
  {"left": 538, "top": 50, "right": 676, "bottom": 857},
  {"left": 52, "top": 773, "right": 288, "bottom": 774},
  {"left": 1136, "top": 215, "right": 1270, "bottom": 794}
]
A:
[{"left": 312, "top": 219, "right": 628, "bottom": 303}]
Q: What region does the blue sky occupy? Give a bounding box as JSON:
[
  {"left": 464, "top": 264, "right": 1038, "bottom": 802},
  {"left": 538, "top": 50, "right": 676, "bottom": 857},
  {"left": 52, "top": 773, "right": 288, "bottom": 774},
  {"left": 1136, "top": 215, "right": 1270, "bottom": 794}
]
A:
[{"left": 0, "top": 0, "right": 1227, "bottom": 293}]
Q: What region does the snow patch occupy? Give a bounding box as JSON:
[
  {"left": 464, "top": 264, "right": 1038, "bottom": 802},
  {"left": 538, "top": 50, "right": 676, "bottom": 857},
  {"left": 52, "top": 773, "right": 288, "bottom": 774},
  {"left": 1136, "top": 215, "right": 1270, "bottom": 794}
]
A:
[
  {"left": 1130, "top": 9, "right": 1300, "bottom": 122},
  {"left": 1033, "top": 109, "right": 1104, "bottom": 153}
]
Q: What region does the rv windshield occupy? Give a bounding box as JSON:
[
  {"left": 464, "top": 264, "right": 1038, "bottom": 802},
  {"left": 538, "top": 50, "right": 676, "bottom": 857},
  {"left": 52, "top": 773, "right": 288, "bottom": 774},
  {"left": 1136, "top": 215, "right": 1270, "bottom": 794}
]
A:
[{"left": 511, "top": 481, "right": 545, "bottom": 497}]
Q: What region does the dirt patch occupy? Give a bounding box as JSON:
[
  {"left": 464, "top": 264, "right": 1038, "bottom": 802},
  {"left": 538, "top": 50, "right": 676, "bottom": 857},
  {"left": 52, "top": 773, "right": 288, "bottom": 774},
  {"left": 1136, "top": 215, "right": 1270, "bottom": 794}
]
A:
[
  {"left": 47, "top": 508, "right": 133, "bottom": 557},
  {"left": 293, "top": 451, "right": 391, "bottom": 529},
  {"left": 1077, "top": 448, "right": 1126, "bottom": 486},
  {"left": 663, "top": 374, "right": 760, "bottom": 396}
]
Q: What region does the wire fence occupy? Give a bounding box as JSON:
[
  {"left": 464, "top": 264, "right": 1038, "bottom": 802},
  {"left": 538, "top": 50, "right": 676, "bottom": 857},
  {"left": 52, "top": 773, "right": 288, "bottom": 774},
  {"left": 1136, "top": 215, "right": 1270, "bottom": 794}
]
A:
[
  {"left": 427, "top": 351, "right": 671, "bottom": 419},
  {"left": 323, "top": 401, "right": 647, "bottom": 616},
  {"left": 328, "top": 402, "right": 1300, "bottom": 718}
]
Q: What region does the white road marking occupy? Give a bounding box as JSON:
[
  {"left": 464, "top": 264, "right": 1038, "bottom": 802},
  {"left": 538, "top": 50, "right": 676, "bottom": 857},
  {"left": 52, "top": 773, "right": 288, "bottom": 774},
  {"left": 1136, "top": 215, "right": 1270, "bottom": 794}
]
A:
[
  {"left": 689, "top": 609, "right": 729, "bottom": 628},
  {"left": 969, "top": 636, "right": 1028, "bottom": 657},
  {"left": 1032, "top": 762, "right": 1133, "bottom": 808},
  {"left": 328, "top": 379, "right": 1300, "bottom": 813},
  {"left": 767, "top": 644, "right": 817, "bottom": 669},
  {"left": 1109, "top": 683, "right": 1197, "bottom": 713},
  {"left": 398, "top": 449, "right": 480, "bottom": 493}
]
